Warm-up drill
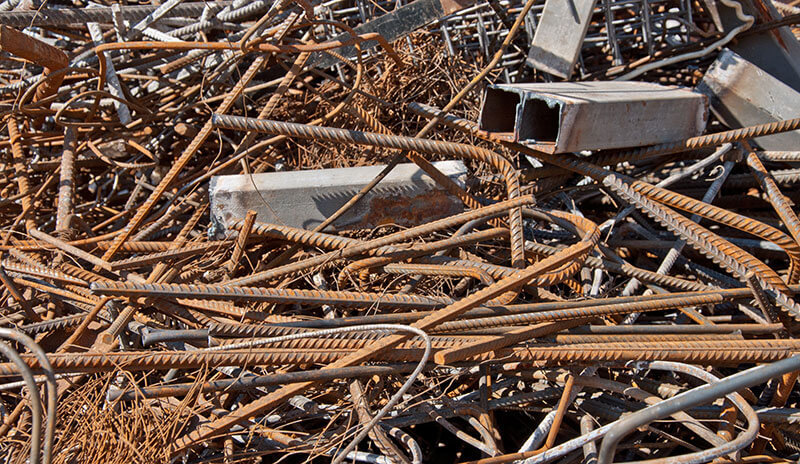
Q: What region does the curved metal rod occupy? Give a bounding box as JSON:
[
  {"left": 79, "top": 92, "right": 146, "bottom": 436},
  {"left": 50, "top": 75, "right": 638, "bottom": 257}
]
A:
[
  {"left": 0, "top": 328, "right": 57, "bottom": 464},
  {"left": 0, "top": 339, "right": 42, "bottom": 464},
  {"left": 597, "top": 357, "right": 800, "bottom": 464},
  {"left": 384, "top": 426, "right": 422, "bottom": 464},
  {"left": 188, "top": 323, "right": 430, "bottom": 464},
  {"left": 457, "top": 406, "right": 500, "bottom": 455},
  {"left": 622, "top": 361, "right": 754, "bottom": 464},
  {"left": 573, "top": 375, "right": 725, "bottom": 450},
  {"left": 423, "top": 404, "right": 498, "bottom": 456},
  {"left": 209, "top": 115, "right": 527, "bottom": 270}
]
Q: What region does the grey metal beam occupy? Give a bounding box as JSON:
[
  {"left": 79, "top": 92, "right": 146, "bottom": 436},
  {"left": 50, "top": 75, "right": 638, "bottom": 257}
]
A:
[
  {"left": 479, "top": 82, "right": 707, "bottom": 153},
  {"left": 697, "top": 49, "right": 800, "bottom": 150},
  {"left": 525, "top": 0, "right": 599, "bottom": 80},
  {"left": 718, "top": 0, "right": 800, "bottom": 92},
  {"left": 210, "top": 160, "right": 467, "bottom": 235}
]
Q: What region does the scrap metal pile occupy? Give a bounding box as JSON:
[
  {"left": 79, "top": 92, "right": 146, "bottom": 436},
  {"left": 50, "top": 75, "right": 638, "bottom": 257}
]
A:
[{"left": 2, "top": 0, "right": 800, "bottom": 462}]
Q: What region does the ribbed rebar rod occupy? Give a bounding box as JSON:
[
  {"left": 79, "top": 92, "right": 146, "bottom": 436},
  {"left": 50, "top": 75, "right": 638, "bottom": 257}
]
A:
[
  {"left": 55, "top": 128, "right": 76, "bottom": 237},
  {"left": 433, "top": 293, "right": 724, "bottom": 332},
  {"left": 211, "top": 115, "right": 527, "bottom": 269},
  {"left": 615, "top": 117, "right": 800, "bottom": 160},
  {"left": 747, "top": 148, "right": 800, "bottom": 248},
  {"left": 223, "top": 195, "right": 535, "bottom": 287},
  {"left": 0, "top": 2, "right": 232, "bottom": 27},
  {"left": 603, "top": 175, "right": 800, "bottom": 325},
  {"left": 107, "top": 363, "right": 425, "bottom": 401},
  {"left": 92, "top": 281, "right": 451, "bottom": 310},
  {"left": 205, "top": 286, "right": 798, "bottom": 334},
  {"left": 5, "top": 339, "right": 800, "bottom": 377}
]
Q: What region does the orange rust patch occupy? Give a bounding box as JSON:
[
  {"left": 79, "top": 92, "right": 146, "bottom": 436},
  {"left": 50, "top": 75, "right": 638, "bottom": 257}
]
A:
[{"left": 362, "top": 189, "right": 464, "bottom": 228}]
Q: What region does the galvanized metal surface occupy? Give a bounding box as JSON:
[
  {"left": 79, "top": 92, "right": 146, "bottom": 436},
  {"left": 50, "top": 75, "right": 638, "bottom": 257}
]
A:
[
  {"left": 525, "top": 0, "right": 598, "bottom": 79},
  {"left": 698, "top": 49, "right": 800, "bottom": 150},
  {"left": 478, "top": 81, "right": 708, "bottom": 152},
  {"left": 209, "top": 160, "right": 467, "bottom": 233}
]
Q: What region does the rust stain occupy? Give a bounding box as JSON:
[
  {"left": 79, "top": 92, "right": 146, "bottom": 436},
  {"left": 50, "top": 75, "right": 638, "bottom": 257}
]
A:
[{"left": 361, "top": 189, "right": 464, "bottom": 228}]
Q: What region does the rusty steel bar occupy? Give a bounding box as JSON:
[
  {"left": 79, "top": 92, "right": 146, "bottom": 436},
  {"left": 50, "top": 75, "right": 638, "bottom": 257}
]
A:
[
  {"left": 107, "top": 363, "right": 425, "bottom": 401},
  {"left": 223, "top": 195, "right": 536, "bottom": 287},
  {"left": 107, "top": 241, "right": 229, "bottom": 271},
  {"left": 432, "top": 293, "right": 725, "bottom": 332},
  {"left": 92, "top": 281, "right": 452, "bottom": 309},
  {"left": 342, "top": 227, "right": 508, "bottom": 281},
  {"left": 170, "top": 219, "right": 598, "bottom": 453},
  {"left": 210, "top": 115, "right": 527, "bottom": 270},
  {"left": 4, "top": 339, "right": 800, "bottom": 377},
  {"left": 55, "top": 128, "right": 77, "bottom": 237},
  {"left": 0, "top": 26, "right": 68, "bottom": 101},
  {"left": 226, "top": 209, "right": 257, "bottom": 276},
  {"left": 29, "top": 229, "right": 114, "bottom": 272},
  {"left": 6, "top": 116, "right": 35, "bottom": 237},
  {"left": 0, "top": 265, "right": 39, "bottom": 322},
  {"left": 745, "top": 147, "right": 800, "bottom": 249},
  {"left": 201, "top": 286, "right": 799, "bottom": 333}
]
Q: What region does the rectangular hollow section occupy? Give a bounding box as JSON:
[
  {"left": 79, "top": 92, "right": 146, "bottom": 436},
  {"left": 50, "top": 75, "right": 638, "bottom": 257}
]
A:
[
  {"left": 480, "top": 82, "right": 707, "bottom": 152},
  {"left": 479, "top": 87, "right": 520, "bottom": 133},
  {"left": 479, "top": 86, "right": 562, "bottom": 144},
  {"left": 518, "top": 97, "right": 560, "bottom": 142}
]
